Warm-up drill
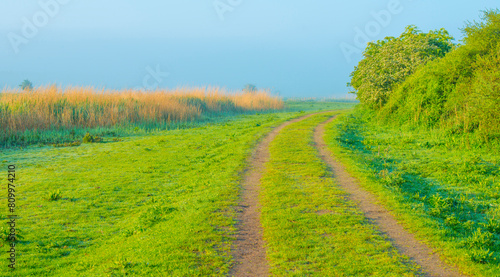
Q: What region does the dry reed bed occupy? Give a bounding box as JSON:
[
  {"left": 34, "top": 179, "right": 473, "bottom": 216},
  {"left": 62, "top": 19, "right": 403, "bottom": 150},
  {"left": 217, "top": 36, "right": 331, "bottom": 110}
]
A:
[{"left": 0, "top": 86, "right": 283, "bottom": 143}]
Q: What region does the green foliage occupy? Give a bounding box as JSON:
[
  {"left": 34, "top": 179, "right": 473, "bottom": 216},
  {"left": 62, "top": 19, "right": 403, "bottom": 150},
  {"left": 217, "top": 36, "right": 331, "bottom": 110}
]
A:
[
  {"left": 243, "top": 83, "right": 257, "bottom": 93},
  {"left": 0, "top": 226, "right": 11, "bottom": 242},
  {"left": 52, "top": 141, "right": 81, "bottom": 148},
  {"left": 376, "top": 9, "right": 500, "bottom": 141},
  {"left": 0, "top": 226, "right": 24, "bottom": 242},
  {"left": 138, "top": 198, "right": 177, "bottom": 227},
  {"left": 349, "top": 25, "right": 454, "bottom": 109},
  {"left": 19, "top": 79, "right": 33, "bottom": 91},
  {"left": 82, "top": 132, "right": 102, "bottom": 143},
  {"left": 82, "top": 132, "right": 94, "bottom": 143},
  {"left": 470, "top": 248, "right": 495, "bottom": 264}
]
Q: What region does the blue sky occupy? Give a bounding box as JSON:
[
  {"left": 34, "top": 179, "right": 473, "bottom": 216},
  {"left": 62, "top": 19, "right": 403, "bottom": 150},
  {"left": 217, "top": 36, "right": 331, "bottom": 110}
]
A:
[{"left": 0, "top": 0, "right": 498, "bottom": 97}]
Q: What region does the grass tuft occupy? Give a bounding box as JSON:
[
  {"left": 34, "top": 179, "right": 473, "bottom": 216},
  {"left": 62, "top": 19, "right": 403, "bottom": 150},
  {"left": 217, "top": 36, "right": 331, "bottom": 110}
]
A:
[{"left": 47, "top": 190, "right": 62, "bottom": 201}]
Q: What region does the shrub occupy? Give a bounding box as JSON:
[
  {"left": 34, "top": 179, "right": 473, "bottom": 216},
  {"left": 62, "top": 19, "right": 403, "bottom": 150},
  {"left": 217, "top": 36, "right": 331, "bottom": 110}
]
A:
[
  {"left": 82, "top": 133, "right": 94, "bottom": 143},
  {"left": 377, "top": 9, "right": 500, "bottom": 140},
  {"left": 243, "top": 84, "right": 257, "bottom": 93},
  {"left": 349, "top": 25, "right": 454, "bottom": 109}
]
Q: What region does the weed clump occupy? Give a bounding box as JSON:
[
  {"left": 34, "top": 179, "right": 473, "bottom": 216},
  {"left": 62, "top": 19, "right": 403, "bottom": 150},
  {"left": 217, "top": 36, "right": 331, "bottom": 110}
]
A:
[
  {"left": 48, "top": 190, "right": 62, "bottom": 201},
  {"left": 82, "top": 133, "right": 102, "bottom": 143}
]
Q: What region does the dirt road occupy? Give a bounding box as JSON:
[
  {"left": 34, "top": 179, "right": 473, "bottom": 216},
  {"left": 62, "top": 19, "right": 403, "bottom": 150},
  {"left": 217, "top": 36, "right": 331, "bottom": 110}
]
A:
[
  {"left": 230, "top": 112, "right": 466, "bottom": 277},
  {"left": 230, "top": 113, "right": 319, "bottom": 277}
]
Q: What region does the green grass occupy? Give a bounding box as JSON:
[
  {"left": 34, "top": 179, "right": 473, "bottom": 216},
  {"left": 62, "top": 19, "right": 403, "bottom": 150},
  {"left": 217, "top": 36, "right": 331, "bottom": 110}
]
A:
[
  {"left": 284, "top": 100, "right": 357, "bottom": 113},
  {"left": 0, "top": 110, "right": 316, "bottom": 277},
  {"left": 260, "top": 112, "right": 419, "bottom": 276},
  {"left": 0, "top": 101, "right": 357, "bottom": 276},
  {"left": 324, "top": 108, "right": 500, "bottom": 277}
]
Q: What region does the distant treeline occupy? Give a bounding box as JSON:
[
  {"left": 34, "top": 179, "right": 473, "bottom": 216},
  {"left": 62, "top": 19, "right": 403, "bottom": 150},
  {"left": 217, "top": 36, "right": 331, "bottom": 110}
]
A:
[
  {"left": 349, "top": 9, "right": 500, "bottom": 141},
  {"left": 285, "top": 97, "right": 359, "bottom": 103}
]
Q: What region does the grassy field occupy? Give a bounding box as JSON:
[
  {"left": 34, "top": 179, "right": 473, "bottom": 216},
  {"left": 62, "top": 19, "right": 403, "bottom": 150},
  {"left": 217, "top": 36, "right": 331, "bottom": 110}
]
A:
[
  {"left": 260, "top": 112, "right": 419, "bottom": 276},
  {"left": 0, "top": 112, "right": 294, "bottom": 276},
  {"left": 0, "top": 102, "right": 355, "bottom": 276},
  {"left": 325, "top": 108, "right": 500, "bottom": 277},
  {"left": 285, "top": 100, "right": 358, "bottom": 113},
  {"left": 10, "top": 98, "right": 498, "bottom": 276}
]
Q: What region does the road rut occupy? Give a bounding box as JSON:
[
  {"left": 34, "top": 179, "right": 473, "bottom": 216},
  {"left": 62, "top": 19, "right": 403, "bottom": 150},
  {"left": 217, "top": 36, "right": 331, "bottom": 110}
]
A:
[{"left": 313, "top": 116, "right": 467, "bottom": 277}]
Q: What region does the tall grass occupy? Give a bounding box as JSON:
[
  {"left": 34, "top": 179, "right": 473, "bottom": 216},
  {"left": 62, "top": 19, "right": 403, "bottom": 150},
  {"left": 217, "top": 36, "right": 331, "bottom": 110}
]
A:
[{"left": 0, "top": 86, "right": 283, "bottom": 147}]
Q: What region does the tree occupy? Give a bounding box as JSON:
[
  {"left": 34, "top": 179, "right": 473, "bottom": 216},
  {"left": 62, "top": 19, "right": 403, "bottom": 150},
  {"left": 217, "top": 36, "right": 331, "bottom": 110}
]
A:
[
  {"left": 378, "top": 10, "right": 500, "bottom": 137},
  {"left": 348, "top": 25, "right": 455, "bottom": 109},
  {"left": 19, "top": 79, "right": 33, "bottom": 91},
  {"left": 243, "top": 84, "right": 257, "bottom": 93}
]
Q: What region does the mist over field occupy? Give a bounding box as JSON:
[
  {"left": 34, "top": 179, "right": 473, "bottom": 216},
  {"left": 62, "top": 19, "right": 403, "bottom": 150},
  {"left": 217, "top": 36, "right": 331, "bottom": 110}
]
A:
[
  {"left": 1, "top": 37, "right": 338, "bottom": 97},
  {"left": 1, "top": 0, "right": 498, "bottom": 97}
]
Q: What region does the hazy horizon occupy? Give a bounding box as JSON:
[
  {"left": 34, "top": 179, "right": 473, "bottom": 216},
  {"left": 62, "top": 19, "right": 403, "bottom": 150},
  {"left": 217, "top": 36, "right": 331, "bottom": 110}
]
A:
[{"left": 1, "top": 0, "right": 498, "bottom": 97}]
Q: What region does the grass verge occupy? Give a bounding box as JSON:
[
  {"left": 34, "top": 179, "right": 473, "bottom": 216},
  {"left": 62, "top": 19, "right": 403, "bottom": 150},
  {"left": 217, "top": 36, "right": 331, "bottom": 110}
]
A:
[{"left": 324, "top": 109, "right": 500, "bottom": 277}]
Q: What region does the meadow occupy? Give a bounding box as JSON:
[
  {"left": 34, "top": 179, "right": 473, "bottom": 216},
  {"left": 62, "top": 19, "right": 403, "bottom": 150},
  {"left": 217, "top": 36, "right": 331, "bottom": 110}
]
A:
[
  {"left": 0, "top": 96, "right": 497, "bottom": 276},
  {"left": 0, "top": 111, "right": 296, "bottom": 276},
  {"left": 0, "top": 100, "right": 355, "bottom": 276},
  {"left": 0, "top": 71, "right": 495, "bottom": 276}
]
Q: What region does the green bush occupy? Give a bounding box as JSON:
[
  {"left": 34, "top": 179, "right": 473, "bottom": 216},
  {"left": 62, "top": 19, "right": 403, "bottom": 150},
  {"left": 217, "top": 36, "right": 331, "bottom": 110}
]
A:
[
  {"left": 353, "top": 9, "right": 500, "bottom": 142},
  {"left": 82, "top": 132, "right": 102, "bottom": 143},
  {"left": 82, "top": 133, "right": 94, "bottom": 143},
  {"left": 349, "top": 25, "right": 454, "bottom": 109}
]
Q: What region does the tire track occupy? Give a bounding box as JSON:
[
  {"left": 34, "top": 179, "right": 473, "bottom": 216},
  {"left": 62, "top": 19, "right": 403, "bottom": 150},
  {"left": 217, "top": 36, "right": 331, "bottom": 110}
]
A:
[
  {"left": 230, "top": 112, "right": 321, "bottom": 277},
  {"left": 313, "top": 116, "right": 467, "bottom": 277}
]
